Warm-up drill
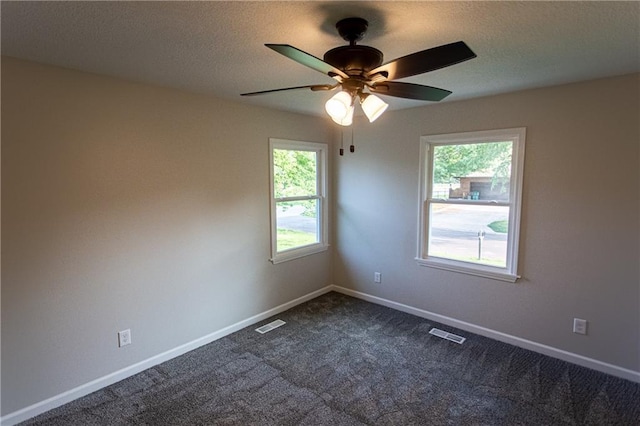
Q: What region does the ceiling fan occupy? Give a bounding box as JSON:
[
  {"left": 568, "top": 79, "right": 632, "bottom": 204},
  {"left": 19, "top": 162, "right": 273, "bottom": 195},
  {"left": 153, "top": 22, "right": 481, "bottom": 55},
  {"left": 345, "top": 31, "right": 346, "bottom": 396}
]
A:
[{"left": 241, "top": 17, "right": 476, "bottom": 126}]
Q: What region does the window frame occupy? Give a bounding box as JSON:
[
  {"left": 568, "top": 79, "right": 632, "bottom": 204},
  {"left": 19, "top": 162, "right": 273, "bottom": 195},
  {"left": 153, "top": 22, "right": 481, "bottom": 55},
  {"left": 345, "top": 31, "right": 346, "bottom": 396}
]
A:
[
  {"left": 416, "top": 128, "right": 526, "bottom": 282},
  {"left": 269, "top": 138, "right": 328, "bottom": 264}
]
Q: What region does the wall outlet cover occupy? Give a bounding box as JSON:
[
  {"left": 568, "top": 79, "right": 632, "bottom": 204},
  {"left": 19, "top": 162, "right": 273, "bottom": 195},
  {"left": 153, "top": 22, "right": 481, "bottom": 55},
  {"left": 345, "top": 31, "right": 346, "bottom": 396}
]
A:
[
  {"left": 118, "top": 329, "right": 132, "bottom": 347},
  {"left": 573, "top": 318, "right": 587, "bottom": 335}
]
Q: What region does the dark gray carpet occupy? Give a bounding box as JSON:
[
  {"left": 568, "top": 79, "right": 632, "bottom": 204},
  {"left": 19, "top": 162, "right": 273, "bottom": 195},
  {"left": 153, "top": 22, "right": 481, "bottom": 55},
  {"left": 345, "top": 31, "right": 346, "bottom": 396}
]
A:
[{"left": 22, "top": 292, "right": 640, "bottom": 425}]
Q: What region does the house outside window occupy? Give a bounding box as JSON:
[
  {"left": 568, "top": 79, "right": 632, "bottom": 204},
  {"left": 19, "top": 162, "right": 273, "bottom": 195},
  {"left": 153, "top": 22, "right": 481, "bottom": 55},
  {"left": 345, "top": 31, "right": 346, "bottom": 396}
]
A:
[
  {"left": 417, "top": 128, "right": 526, "bottom": 282},
  {"left": 269, "top": 138, "right": 328, "bottom": 264}
]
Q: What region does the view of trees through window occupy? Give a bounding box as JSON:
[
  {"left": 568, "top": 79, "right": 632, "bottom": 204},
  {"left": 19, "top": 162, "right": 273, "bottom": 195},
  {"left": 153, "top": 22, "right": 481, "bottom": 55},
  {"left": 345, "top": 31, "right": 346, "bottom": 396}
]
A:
[
  {"left": 273, "top": 149, "right": 319, "bottom": 252},
  {"left": 429, "top": 141, "right": 513, "bottom": 267},
  {"left": 433, "top": 142, "right": 512, "bottom": 185}
]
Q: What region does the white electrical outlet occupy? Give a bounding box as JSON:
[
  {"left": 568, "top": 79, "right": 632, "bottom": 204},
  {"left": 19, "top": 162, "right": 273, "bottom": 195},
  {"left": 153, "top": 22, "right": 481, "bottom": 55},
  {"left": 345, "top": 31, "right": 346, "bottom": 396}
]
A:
[
  {"left": 374, "top": 272, "right": 381, "bottom": 283},
  {"left": 573, "top": 318, "right": 587, "bottom": 335},
  {"left": 118, "top": 329, "right": 132, "bottom": 347}
]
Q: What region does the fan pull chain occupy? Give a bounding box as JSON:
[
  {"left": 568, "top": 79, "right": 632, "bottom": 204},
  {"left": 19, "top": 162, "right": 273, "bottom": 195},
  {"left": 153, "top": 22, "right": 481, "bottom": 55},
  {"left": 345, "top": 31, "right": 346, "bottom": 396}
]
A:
[
  {"left": 350, "top": 125, "right": 355, "bottom": 152},
  {"left": 339, "top": 128, "right": 345, "bottom": 156}
]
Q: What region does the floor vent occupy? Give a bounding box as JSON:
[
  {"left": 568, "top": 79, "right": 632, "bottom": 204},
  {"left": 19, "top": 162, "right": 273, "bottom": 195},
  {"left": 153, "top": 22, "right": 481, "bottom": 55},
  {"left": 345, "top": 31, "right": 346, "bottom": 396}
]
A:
[
  {"left": 255, "top": 319, "right": 286, "bottom": 334},
  {"left": 429, "top": 327, "right": 466, "bottom": 344}
]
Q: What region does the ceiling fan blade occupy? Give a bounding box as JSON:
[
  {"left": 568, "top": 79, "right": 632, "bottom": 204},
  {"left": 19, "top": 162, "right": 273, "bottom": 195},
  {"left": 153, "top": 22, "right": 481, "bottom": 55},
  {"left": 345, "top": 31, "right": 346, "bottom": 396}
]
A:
[
  {"left": 370, "top": 81, "right": 452, "bottom": 101},
  {"left": 241, "top": 84, "right": 336, "bottom": 97},
  {"left": 266, "top": 44, "right": 349, "bottom": 80},
  {"left": 366, "top": 41, "right": 476, "bottom": 81}
]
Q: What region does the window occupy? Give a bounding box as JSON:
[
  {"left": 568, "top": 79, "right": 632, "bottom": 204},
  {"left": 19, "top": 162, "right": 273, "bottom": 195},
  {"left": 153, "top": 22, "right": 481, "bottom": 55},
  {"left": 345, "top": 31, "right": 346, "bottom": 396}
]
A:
[
  {"left": 269, "top": 138, "right": 328, "bottom": 263},
  {"left": 417, "top": 128, "right": 526, "bottom": 282}
]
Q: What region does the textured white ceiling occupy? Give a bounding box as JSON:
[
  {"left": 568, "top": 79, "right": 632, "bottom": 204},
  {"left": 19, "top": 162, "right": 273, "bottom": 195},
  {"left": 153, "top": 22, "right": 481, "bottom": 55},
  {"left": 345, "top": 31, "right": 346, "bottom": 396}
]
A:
[{"left": 2, "top": 1, "right": 639, "bottom": 116}]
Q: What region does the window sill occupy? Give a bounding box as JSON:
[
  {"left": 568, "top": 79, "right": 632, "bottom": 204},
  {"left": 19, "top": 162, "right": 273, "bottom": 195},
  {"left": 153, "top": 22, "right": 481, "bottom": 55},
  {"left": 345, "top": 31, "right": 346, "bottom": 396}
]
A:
[
  {"left": 415, "top": 257, "right": 519, "bottom": 283},
  {"left": 271, "top": 244, "right": 329, "bottom": 264}
]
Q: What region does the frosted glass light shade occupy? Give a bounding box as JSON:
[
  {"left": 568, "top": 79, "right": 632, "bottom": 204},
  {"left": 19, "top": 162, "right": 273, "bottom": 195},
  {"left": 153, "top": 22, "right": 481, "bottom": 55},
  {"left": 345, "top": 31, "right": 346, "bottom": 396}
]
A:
[
  {"left": 361, "top": 94, "right": 388, "bottom": 123},
  {"left": 331, "top": 104, "right": 354, "bottom": 126},
  {"left": 325, "top": 91, "right": 353, "bottom": 120}
]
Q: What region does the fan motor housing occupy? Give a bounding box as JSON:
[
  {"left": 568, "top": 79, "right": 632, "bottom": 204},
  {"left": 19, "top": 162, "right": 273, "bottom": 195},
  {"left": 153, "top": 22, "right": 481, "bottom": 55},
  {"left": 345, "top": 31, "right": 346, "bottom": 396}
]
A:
[{"left": 324, "top": 45, "right": 383, "bottom": 75}]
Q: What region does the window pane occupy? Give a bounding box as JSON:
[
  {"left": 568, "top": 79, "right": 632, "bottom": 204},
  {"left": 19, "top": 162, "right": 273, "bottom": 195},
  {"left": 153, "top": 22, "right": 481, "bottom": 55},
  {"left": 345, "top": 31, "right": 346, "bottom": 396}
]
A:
[
  {"left": 273, "top": 149, "right": 317, "bottom": 198},
  {"left": 433, "top": 142, "right": 512, "bottom": 202},
  {"left": 276, "top": 199, "right": 318, "bottom": 252},
  {"left": 428, "top": 203, "right": 509, "bottom": 267}
]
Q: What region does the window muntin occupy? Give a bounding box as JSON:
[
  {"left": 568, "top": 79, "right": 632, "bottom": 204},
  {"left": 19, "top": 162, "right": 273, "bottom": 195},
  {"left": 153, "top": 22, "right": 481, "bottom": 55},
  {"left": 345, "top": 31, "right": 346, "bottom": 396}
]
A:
[
  {"left": 269, "top": 139, "right": 328, "bottom": 263},
  {"left": 417, "top": 128, "right": 525, "bottom": 282}
]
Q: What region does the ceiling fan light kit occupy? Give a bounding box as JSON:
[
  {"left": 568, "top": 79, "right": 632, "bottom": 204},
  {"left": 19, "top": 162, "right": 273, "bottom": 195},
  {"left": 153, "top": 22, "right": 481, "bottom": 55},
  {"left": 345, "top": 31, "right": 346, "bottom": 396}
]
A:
[
  {"left": 241, "top": 17, "right": 476, "bottom": 127},
  {"left": 325, "top": 90, "right": 386, "bottom": 125}
]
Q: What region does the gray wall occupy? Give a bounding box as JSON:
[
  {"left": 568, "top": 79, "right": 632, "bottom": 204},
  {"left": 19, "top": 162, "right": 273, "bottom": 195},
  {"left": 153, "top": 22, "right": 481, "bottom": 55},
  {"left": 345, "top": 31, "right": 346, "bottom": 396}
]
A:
[
  {"left": 2, "top": 56, "right": 639, "bottom": 417},
  {"left": 1, "top": 57, "right": 333, "bottom": 414},
  {"left": 334, "top": 73, "right": 639, "bottom": 372}
]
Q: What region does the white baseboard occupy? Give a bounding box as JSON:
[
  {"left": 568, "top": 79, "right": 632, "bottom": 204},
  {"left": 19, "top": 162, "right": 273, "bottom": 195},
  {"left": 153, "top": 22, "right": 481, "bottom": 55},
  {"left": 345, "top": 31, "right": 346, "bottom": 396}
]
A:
[
  {"left": 0, "top": 286, "right": 333, "bottom": 426},
  {"left": 4, "top": 284, "right": 637, "bottom": 425},
  {"left": 331, "top": 285, "right": 640, "bottom": 384}
]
